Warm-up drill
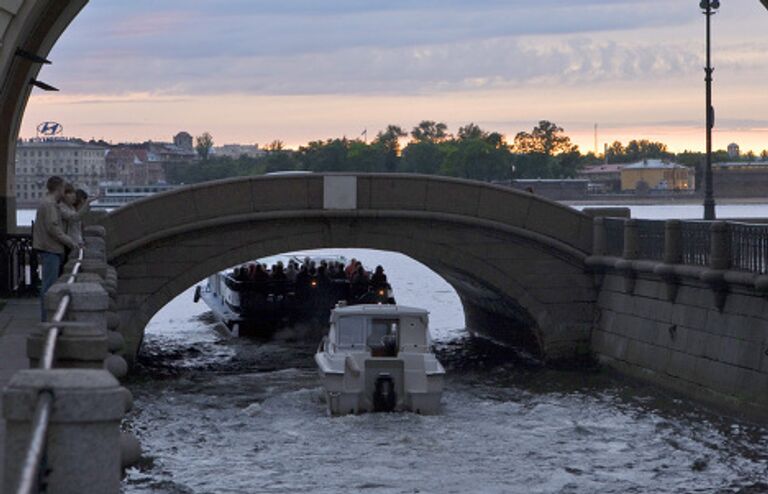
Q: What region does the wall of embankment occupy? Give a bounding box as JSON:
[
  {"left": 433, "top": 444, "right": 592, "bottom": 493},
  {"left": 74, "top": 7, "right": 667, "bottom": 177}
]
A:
[{"left": 592, "top": 268, "right": 768, "bottom": 418}]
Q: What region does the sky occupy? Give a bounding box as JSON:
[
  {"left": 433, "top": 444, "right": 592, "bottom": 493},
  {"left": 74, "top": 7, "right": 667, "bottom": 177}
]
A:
[{"left": 19, "top": 0, "right": 768, "bottom": 153}]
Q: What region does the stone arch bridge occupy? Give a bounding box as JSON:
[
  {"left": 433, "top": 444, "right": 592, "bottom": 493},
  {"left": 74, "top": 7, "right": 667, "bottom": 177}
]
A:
[{"left": 98, "top": 174, "right": 596, "bottom": 366}]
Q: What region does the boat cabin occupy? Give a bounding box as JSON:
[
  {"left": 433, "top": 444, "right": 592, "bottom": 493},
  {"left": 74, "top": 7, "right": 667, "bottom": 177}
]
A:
[{"left": 328, "top": 305, "right": 431, "bottom": 356}]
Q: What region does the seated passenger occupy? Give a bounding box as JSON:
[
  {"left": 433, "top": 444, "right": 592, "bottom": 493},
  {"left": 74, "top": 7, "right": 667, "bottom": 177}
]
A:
[{"left": 371, "top": 265, "right": 388, "bottom": 286}]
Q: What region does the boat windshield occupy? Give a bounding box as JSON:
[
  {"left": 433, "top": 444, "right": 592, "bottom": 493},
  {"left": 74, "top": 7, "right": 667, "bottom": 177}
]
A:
[
  {"left": 337, "top": 316, "right": 366, "bottom": 347},
  {"left": 335, "top": 316, "right": 399, "bottom": 355},
  {"left": 367, "top": 319, "right": 398, "bottom": 357}
]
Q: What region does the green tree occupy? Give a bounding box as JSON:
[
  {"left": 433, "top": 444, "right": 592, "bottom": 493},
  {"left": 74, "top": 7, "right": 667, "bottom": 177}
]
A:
[
  {"left": 195, "top": 132, "right": 214, "bottom": 160},
  {"left": 761, "top": 150, "right": 768, "bottom": 161},
  {"left": 373, "top": 125, "right": 407, "bottom": 172},
  {"left": 410, "top": 120, "right": 449, "bottom": 143},
  {"left": 605, "top": 141, "right": 625, "bottom": 163},
  {"left": 401, "top": 141, "right": 445, "bottom": 175},
  {"left": 443, "top": 138, "right": 511, "bottom": 181},
  {"left": 512, "top": 120, "right": 576, "bottom": 156}
]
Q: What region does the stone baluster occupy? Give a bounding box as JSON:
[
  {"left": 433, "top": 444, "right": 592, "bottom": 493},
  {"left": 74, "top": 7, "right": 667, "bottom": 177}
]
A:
[
  {"left": 710, "top": 221, "right": 731, "bottom": 270},
  {"left": 2, "top": 369, "right": 128, "bottom": 494},
  {"left": 653, "top": 220, "right": 683, "bottom": 302},
  {"left": 663, "top": 220, "right": 683, "bottom": 265},
  {"left": 622, "top": 219, "right": 638, "bottom": 260},
  {"left": 592, "top": 217, "right": 606, "bottom": 256},
  {"left": 27, "top": 322, "right": 108, "bottom": 369}
]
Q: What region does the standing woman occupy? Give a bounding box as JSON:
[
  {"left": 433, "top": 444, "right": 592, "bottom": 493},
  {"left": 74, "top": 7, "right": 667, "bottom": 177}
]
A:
[{"left": 58, "top": 185, "right": 91, "bottom": 252}]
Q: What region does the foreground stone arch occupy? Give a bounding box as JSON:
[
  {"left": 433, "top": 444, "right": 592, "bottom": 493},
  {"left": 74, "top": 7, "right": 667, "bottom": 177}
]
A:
[{"left": 100, "top": 174, "right": 596, "bottom": 366}]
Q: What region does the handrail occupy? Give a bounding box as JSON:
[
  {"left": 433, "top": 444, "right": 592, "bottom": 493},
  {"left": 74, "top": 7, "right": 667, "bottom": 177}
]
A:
[{"left": 15, "top": 247, "right": 84, "bottom": 494}]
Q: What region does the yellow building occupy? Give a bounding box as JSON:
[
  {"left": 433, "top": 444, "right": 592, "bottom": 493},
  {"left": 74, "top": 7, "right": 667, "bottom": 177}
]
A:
[{"left": 620, "top": 160, "right": 694, "bottom": 192}]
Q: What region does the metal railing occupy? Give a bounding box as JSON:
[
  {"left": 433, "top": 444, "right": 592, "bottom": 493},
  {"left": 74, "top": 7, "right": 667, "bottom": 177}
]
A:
[
  {"left": 0, "top": 232, "right": 39, "bottom": 297},
  {"left": 604, "top": 218, "right": 625, "bottom": 257},
  {"left": 730, "top": 222, "right": 768, "bottom": 274},
  {"left": 15, "top": 248, "right": 83, "bottom": 494},
  {"left": 636, "top": 220, "right": 665, "bottom": 261},
  {"left": 681, "top": 221, "right": 711, "bottom": 267}
]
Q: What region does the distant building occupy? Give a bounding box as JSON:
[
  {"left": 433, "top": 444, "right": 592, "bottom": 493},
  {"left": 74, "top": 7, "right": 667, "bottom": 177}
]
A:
[
  {"left": 713, "top": 161, "right": 768, "bottom": 198},
  {"left": 620, "top": 159, "right": 694, "bottom": 192},
  {"left": 576, "top": 164, "right": 624, "bottom": 193},
  {"left": 213, "top": 144, "right": 265, "bottom": 159},
  {"left": 728, "top": 143, "right": 740, "bottom": 159},
  {"left": 173, "top": 131, "right": 193, "bottom": 151},
  {"left": 105, "top": 147, "right": 165, "bottom": 186},
  {"left": 15, "top": 138, "right": 106, "bottom": 206}
]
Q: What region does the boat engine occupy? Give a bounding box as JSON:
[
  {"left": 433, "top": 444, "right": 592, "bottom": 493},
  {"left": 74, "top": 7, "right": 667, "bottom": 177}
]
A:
[{"left": 373, "top": 373, "right": 397, "bottom": 412}]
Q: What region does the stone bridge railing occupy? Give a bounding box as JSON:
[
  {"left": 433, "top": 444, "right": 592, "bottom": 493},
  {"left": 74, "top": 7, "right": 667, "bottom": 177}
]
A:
[
  {"left": 588, "top": 217, "right": 768, "bottom": 309},
  {"left": 2, "top": 226, "right": 140, "bottom": 494}
]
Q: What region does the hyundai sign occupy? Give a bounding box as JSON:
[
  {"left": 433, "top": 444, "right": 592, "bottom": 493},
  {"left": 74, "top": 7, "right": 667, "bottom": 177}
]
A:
[{"left": 37, "top": 121, "right": 62, "bottom": 136}]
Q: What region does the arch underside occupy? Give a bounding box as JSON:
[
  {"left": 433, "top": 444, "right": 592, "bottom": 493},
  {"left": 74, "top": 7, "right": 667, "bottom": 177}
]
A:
[{"left": 112, "top": 214, "right": 595, "bottom": 365}]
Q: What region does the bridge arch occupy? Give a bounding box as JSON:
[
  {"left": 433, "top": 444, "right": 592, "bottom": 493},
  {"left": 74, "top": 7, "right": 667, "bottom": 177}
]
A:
[{"left": 100, "top": 174, "right": 596, "bottom": 366}]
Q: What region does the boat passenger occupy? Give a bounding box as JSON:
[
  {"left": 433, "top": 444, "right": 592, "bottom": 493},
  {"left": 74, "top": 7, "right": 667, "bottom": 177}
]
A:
[
  {"left": 234, "top": 266, "right": 249, "bottom": 282},
  {"left": 272, "top": 262, "right": 287, "bottom": 281},
  {"left": 371, "top": 265, "right": 388, "bottom": 286},
  {"left": 249, "top": 263, "right": 270, "bottom": 283},
  {"left": 285, "top": 261, "right": 298, "bottom": 282},
  {"left": 344, "top": 258, "right": 358, "bottom": 279},
  {"left": 351, "top": 265, "right": 370, "bottom": 298}
]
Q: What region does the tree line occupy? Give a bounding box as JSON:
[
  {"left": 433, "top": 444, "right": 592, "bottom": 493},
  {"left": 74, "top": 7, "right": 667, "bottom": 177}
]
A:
[{"left": 164, "top": 121, "right": 768, "bottom": 186}]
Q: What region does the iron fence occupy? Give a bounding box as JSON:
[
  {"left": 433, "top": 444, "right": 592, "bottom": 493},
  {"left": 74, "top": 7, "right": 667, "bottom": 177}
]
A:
[
  {"left": 603, "top": 218, "right": 625, "bottom": 257},
  {"left": 0, "top": 232, "right": 38, "bottom": 297},
  {"left": 730, "top": 222, "right": 768, "bottom": 274},
  {"left": 636, "top": 220, "right": 665, "bottom": 261},
  {"left": 681, "top": 221, "right": 711, "bottom": 267}
]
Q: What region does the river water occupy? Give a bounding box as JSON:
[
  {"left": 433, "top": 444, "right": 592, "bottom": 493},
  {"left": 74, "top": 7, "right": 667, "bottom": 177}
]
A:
[{"left": 17, "top": 207, "right": 768, "bottom": 493}]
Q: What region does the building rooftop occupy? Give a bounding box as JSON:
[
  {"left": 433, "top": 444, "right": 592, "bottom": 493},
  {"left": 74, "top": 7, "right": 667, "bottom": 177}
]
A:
[
  {"left": 578, "top": 164, "right": 624, "bottom": 174},
  {"left": 623, "top": 159, "right": 688, "bottom": 170},
  {"left": 18, "top": 138, "right": 106, "bottom": 150}
]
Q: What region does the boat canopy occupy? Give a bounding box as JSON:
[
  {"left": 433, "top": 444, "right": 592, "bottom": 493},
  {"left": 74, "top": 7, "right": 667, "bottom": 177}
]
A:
[{"left": 331, "top": 305, "right": 430, "bottom": 352}]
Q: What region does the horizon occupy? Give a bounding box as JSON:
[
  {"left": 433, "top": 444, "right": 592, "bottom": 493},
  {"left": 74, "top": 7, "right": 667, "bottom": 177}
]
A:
[{"left": 19, "top": 1, "right": 768, "bottom": 154}]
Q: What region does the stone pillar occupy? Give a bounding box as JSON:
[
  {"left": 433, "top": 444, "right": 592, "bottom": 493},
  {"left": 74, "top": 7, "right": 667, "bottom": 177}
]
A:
[
  {"left": 27, "top": 322, "right": 108, "bottom": 369},
  {"left": 622, "top": 219, "right": 638, "bottom": 260},
  {"left": 44, "top": 282, "right": 109, "bottom": 331},
  {"left": 3, "top": 369, "right": 126, "bottom": 494},
  {"left": 592, "top": 217, "right": 606, "bottom": 256},
  {"left": 63, "top": 258, "right": 109, "bottom": 279},
  {"left": 663, "top": 220, "right": 683, "bottom": 265},
  {"left": 710, "top": 221, "right": 731, "bottom": 270}
]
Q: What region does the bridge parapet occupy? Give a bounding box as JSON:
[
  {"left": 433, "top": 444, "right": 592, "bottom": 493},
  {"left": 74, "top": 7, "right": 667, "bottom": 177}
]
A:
[
  {"left": 589, "top": 217, "right": 768, "bottom": 308},
  {"left": 2, "top": 226, "right": 136, "bottom": 494}
]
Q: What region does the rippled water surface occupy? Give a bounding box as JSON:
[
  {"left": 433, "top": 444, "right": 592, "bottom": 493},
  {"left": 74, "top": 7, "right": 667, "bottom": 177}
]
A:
[{"left": 121, "top": 249, "right": 768, "bottom": 494}]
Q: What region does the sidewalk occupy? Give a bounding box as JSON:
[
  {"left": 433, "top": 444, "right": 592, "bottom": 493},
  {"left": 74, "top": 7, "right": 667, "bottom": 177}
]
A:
[{"left": 0, "top": 298, "right": 41, "bottom": 489}]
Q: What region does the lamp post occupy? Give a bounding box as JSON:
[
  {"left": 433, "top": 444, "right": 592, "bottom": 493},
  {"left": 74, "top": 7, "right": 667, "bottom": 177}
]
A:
[{"left": 701, "top": 0, "right": 719, "bottom": 220}]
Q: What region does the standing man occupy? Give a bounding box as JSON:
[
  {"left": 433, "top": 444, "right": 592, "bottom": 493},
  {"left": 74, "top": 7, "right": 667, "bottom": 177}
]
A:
[{"left": 33, "top": 176, "right": 80, "bottom": 321}]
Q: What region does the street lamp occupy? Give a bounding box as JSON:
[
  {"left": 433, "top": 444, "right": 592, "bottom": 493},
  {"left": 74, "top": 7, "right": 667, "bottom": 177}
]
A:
[{"left": 701, "top": 0, "right": 719, "bottom": 220}]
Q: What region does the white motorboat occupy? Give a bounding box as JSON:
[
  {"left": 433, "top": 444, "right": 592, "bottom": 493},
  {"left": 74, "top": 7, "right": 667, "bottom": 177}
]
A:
[{"left": 315, "top": 304, "right": 445, "bottom": 415}]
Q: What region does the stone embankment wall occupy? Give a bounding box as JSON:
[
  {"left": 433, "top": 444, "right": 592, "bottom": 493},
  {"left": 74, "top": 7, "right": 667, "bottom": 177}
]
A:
[{"left": 589, "top": 218, "right": 768, "bottom": 418}]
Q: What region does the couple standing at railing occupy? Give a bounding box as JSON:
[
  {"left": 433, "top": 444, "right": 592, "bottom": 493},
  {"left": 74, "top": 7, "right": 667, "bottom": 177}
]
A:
[{"left": 32, "top": 176, "right": 98, "bottom": 320}]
